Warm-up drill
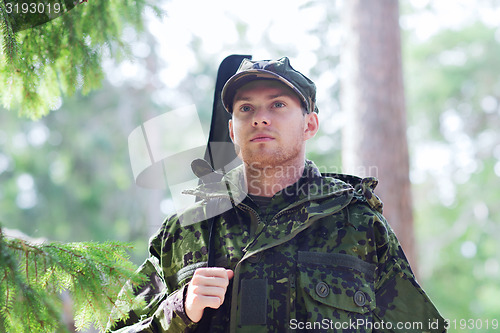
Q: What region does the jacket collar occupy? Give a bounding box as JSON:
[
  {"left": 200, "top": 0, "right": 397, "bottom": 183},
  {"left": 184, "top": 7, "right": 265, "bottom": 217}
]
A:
[
  {"left": 179, "top": 159, "right": 383, "bottom": 227},
  {"left": 183, "top": 159, "right": 355, "bottom": 205}
]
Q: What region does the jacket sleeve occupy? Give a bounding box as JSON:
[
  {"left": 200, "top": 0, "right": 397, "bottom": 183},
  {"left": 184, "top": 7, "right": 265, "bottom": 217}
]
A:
[
  {"left": 107, "top": 216, "right": 198, "bottom": 332},
  {"left": 372, "top": 212, "right": 447, "bottom": 332}
]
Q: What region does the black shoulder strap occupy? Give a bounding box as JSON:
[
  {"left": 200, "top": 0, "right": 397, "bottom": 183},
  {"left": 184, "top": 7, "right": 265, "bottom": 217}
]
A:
[
  {"left": 204, "top": 54, "right": 250, "bottom": 172},
  {"left": 206, "top": 199, "right": 219, "bottom": 267},
  {"left": 194, "top": 55, "right": 251, "bottom": 332}
]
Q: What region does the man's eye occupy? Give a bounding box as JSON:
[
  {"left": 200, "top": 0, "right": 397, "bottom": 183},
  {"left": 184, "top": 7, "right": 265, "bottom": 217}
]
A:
[
  {"left": 273, "top": 102, "right": 285, "bottom": 108},
  {"left": 240, "top": 105, "right": 252, "bottom": 112}
]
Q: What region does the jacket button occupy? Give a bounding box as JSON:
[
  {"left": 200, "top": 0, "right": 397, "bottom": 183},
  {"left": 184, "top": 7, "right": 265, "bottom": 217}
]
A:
[
  {"left": 247, "top": 252, "right": 262, "bottom": 263},
  {"left": 354, "top": 290, "right": 366, "bottom": 306},
  {"left": 315, "top": 282, "right": 329, "bottom": 298}
]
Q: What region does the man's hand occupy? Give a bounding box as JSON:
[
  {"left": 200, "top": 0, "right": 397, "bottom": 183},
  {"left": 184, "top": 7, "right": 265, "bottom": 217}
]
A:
[{"left": 185, "top": 267, "right": 234, "bottom": 323}]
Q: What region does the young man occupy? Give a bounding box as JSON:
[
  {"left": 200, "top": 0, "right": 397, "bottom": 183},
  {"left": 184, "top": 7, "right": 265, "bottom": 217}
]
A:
[{"left": 109, "top": 57, "right": 445, "bottom": 332}]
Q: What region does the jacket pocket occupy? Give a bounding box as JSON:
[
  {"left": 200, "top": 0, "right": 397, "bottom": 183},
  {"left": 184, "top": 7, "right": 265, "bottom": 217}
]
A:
[{"left": 297, "top": 251, "right": 376, "bottom": 319}]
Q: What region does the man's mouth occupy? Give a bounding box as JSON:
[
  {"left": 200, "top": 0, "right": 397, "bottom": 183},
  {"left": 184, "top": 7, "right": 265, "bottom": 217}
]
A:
[{"left": 250, "top": 134, "right": 275, "bottom": 142}]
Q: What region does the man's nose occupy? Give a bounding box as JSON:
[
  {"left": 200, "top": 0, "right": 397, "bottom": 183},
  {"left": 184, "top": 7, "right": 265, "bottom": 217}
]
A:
[{"left": 252, "top": 108, "right": 271, "bottom": 127}]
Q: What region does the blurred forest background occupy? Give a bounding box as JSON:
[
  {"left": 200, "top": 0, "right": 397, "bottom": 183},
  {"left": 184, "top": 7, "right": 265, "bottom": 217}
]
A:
[{"left": 1, "top": 0, "right": 500, "bottom": 330}]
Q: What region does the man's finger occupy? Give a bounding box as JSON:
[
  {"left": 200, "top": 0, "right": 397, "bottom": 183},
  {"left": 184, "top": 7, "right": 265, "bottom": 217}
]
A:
[
  {"left": 190, "top": 285, "right": 227, "bottom": 299},
  {"left": 195, "top": 267, "right": 231, "bottom": 277},
  {"left": 191, "top": 274, "right": 229, "bottom": 287},
  {"left": 202, "top": 295, "right": 225, "bottom": 309}
]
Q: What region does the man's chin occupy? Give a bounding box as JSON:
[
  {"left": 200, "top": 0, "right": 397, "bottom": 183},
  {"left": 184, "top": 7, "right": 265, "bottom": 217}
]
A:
[
  {"left": 240, "top": 145, "right": 302, "bottom": 167},
  {"left": 242, "top": 153, "right": 277, "bottom": 167},
  {"left": 243, "top": 153, "right": 295, "bottom": 169}
]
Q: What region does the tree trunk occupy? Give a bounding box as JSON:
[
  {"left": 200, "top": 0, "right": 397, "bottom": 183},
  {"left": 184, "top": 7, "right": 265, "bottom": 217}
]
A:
[{"left": 340, "top": 0, "right": 417, "bottom": 271}]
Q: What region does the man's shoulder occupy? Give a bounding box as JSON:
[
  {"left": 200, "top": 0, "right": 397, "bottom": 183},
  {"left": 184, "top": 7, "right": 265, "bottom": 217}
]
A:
[
  {"left": 321, "top": 172, "right": 384, "bottom": 214},
  {"left": 157, "top": 165, "right": 246, "bottom": 230}
]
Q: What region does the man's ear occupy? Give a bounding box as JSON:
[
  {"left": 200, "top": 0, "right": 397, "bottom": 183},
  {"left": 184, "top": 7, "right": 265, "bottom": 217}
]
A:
[
  {"left": 228, "top": 119, "right": 235, "bottom": 142},
  {"left": 304, "top": 112, "right": 319, "bottom": 141}
]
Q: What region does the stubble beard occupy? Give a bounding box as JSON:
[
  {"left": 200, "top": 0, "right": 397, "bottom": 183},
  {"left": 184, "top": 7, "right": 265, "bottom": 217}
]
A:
[{"left": 239, "top": 136, "right": 305, "bottom": 174}]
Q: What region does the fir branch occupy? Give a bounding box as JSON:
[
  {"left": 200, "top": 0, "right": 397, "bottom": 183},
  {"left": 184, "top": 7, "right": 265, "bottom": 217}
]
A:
[
  {"left": 0, "top": 227, "right": 146, "bottom": 332},
  {"left": 0, "top": 0, "right": 164, "bottom": 119},
  {"left": 0, "top": 1, "right": 19, "bottom": 63}
]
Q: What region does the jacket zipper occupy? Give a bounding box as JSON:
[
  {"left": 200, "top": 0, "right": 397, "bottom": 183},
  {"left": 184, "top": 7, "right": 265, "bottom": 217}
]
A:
[{"left": 236, "top": 202, "right": 264, "bottom": 250}]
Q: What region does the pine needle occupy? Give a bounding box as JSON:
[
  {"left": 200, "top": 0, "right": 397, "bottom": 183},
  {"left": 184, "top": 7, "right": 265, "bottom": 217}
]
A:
[{"left": 0, "top": 226, "right": 146, "bottom": 332}]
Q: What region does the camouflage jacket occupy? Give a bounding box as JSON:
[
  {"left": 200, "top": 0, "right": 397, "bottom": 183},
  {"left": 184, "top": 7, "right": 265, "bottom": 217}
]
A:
[{"left": 109, "top": 160, "right": 445, "bottom": 332}]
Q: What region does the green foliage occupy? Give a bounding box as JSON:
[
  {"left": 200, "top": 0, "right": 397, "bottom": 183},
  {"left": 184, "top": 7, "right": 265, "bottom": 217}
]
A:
[
  {"left": 403, "top": 14, "right": 500, "bottom": 328},
  {"left": 0, "top": 2, "right": 164, "bottom": 331},
  {"left": 405, "top": 22, "right": 500, "bottom": 139},
  {"left": 0, "top": 0, "right": 163, "bottom": 119},
  {"left": 0, "top": 226, "right": 146, "bottom": 332},
  {"left": 0, "top": 26, "right": 168, "bottom": 268},
  {"left": 0, "top": 1, "right": 19, "bottom": 64}
]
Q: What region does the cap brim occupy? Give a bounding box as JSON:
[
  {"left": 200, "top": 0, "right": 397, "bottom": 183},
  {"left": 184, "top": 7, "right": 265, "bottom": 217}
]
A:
[{"left": 221, "top": 69, "right": 307, "bottom": 113}]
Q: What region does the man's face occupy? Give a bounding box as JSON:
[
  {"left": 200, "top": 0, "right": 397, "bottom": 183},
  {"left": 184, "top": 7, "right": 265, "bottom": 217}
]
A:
[{"left": 228, "top": 80, "right": 318, "bottom": 168}]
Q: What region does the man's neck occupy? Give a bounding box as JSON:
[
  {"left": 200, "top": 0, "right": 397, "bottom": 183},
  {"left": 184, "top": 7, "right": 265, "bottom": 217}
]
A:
[{"left": 243, "top": 159, "right": 305, "bottom": 197}]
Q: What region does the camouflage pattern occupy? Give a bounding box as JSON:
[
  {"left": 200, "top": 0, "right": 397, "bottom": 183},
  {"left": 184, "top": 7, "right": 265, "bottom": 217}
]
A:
[{"left": 109, "top": 160, "right": 445, "bottom": 332}]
